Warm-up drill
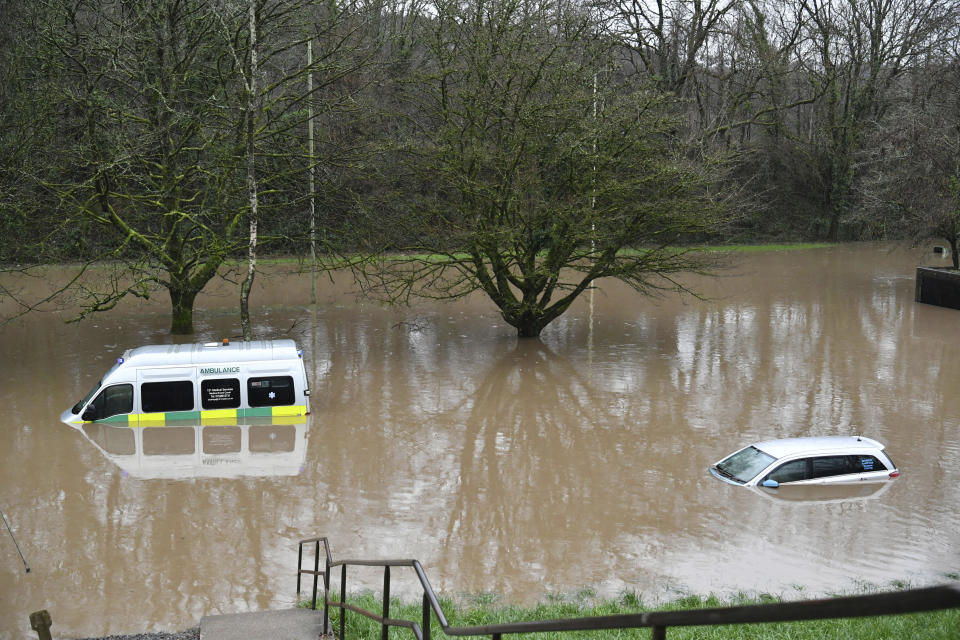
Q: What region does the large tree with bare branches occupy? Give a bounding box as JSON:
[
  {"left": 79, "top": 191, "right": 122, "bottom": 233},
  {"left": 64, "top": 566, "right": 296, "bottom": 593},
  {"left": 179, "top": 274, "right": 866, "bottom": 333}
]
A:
[
  {"left": 356, "top": 0, "right": 726, "bottom": 338},
  {"left": 797, "top": 0, "right": 959, "bottom": 240}
]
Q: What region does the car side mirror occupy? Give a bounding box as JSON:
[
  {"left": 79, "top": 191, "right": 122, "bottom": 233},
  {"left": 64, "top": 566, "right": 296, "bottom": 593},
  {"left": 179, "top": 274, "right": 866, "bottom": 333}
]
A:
[
  {"left": 82, "top": 407, "right": 97, "bottom": 421},
  {"left": 761, "top": 479, "right": 779, "bottom": 488}
]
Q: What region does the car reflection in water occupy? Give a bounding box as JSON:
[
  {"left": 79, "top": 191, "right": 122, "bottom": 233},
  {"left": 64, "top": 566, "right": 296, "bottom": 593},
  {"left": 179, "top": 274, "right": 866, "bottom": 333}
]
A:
[
  {"left": 749, "top": 481, "right": 893, "bottom": 504},
  {"left": 73, "top": 417, "right": 308, "bottom": 479}
]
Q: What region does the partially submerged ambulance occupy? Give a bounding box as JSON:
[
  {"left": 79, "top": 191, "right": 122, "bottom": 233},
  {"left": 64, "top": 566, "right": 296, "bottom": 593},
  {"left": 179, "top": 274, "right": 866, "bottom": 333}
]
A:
[{"left": 62, "top": 339, "right": 310, "bottom": 426}]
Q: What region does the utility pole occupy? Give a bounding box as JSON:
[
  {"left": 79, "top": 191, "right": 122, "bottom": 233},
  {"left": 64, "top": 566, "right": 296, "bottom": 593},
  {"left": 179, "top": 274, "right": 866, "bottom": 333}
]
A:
[
  {"left": 589, "top": 70, "right": 597, "bottom": 362},
  {"left": 308, "top": 39, "right": 316, "bottom": 305}
]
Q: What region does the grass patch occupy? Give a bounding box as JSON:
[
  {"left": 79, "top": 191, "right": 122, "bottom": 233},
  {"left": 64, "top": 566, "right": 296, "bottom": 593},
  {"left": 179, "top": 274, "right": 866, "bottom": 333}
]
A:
[
  {"left": 394, "top": 244, "right": 834, "bottom": 262},
  {"left": 236, "top": 243, "right": 836, "bottom": 266},
  {"left": 700, "top": 242, "right": 834, "bottom": 253},
  {"left": 303, "top": 590, "right": 959, "bottom": 640}
]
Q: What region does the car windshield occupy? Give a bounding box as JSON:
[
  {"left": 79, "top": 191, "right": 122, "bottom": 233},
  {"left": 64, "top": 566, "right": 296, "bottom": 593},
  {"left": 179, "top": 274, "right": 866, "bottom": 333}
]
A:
[
  {"left": 716, "top": 446, "right": 776, "bottom": 484},
  {"left": 71, "top": 380, "right": 101, "bottom": 414}
]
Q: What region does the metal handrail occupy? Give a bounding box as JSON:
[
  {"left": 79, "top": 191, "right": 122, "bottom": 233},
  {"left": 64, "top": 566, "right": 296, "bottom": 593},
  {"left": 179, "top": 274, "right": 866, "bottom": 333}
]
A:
[
  {"left": 297, "top": 536, "right": 334, "bottom": 633},
  {"left": 297, "top": 537, "right": 960, "bottom": 640}
]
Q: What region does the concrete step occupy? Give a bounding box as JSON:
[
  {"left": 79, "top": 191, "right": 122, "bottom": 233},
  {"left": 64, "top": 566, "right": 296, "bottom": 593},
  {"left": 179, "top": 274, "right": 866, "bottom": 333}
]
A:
[{"left": 200, "top": 608, "right": 327, "bottom": 640}]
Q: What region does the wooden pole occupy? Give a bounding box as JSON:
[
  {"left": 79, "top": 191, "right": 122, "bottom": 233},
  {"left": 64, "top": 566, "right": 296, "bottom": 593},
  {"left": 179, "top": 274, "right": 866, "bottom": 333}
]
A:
[{"left": 29, "top": 610, "right": 52, "bottom": 640}]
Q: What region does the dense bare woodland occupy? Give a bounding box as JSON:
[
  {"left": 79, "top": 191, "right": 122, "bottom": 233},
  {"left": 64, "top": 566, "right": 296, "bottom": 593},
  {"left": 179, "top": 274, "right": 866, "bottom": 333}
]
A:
[{"left": 1, "top": 0, "right": 958, "bottom": 334}]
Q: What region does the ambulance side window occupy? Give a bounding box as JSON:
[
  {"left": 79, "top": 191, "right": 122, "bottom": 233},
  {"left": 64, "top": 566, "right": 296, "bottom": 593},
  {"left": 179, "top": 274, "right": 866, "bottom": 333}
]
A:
[
  {"left": 248, "top": 376, "right": 295, "bottom": 407},
  {"left": 141, "top": 381, "right": 194, "bottom": 413},
  {"left": 89, "top": 384, "right": 133, "bottom": 420},
  {"left": 201, "top": 378, "right": 241, "bottom": 409}
]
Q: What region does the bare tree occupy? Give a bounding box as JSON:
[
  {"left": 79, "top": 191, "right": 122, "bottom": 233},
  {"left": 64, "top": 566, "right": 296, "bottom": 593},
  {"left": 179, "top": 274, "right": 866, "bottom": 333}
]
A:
[
  {"left": 599, "top": 0, "right": 740, "bottom": 95},
  {"left": 858, "top": 57, "right": 960, "bottom": 267},
  {"left": 797, "top": 0, "right": 958, "bottom": 240}
]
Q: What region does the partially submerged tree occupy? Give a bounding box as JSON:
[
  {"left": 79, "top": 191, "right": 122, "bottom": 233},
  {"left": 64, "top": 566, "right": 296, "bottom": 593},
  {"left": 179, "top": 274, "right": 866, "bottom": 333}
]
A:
[
  {"left": 31, "top": 0, "right": 366, "bottom": 334},
  {"left": 39, "top": 0, "right": 247, "bottom": 333},
  {"left": 356, "top": 0, "right": 726, "bottom": 337}
]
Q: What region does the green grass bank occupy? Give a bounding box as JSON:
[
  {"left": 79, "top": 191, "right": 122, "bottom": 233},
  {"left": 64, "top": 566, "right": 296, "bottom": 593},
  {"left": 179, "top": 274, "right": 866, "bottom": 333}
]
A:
[
  {"left": 702, "top": 242, "right": 834, "bottom": 253},
  {"left": 302, "top": 590, "right": 959, "bottom": 640}
]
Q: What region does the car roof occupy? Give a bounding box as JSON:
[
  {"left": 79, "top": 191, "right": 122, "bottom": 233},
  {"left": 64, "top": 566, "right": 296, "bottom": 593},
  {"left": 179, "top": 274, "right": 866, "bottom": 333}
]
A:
[{"left": 752, "top": 436, "right": 884, "bottom": 459}]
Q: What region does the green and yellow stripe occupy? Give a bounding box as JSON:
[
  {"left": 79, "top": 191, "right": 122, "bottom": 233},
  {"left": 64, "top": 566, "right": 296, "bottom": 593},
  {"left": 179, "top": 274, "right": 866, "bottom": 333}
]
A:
[{"left": 76, "top": 405, "right": 308, "bottom": 427}]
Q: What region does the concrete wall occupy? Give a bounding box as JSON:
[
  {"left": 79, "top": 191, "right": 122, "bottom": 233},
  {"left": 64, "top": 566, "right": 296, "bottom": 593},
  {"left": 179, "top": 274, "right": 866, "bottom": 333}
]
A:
[{"left": 916, "top": 267, "right": 960, "bottom": 310}]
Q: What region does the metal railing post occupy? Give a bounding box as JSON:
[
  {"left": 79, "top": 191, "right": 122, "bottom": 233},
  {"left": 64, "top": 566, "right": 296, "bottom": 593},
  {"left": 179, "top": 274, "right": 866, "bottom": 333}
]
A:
[
  {"left": 312, "top": 540, "right": 321, "bottom": 610},
  {"left": 296, "top": 542, "right": 303, "bottom": 599},
  {"left": 422, "top": 593, "right": 431, "bottom": 640},
  {"left": 382, "top": 566, "right": 391, "bottom": 640},
  {"left": 340, "top": 564, "right": 347, "bottom": 640},
  {"left": 651, "top": 625, "right": 665, "bottom": 640},
  {"left": 324, "top": 544, "right": 331, "bottom": 635}
]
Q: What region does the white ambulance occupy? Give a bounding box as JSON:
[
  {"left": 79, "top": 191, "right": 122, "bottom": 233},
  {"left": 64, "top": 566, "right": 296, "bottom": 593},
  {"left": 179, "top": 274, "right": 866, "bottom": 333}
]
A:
[{"left": 61, "top": 339, "right": 310, "bottom": 426}]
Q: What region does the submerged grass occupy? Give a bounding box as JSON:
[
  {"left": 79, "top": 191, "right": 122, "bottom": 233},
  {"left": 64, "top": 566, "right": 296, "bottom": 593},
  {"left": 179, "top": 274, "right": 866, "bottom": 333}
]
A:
[{"left": 303, "top": 590, "right": 959, "bottom": 640}]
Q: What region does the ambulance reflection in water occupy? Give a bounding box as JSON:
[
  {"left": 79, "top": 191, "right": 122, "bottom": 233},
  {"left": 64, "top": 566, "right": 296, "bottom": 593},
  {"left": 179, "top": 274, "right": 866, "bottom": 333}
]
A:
[{"left": 74, "top": 418, "right": 308, "bottom": 479}]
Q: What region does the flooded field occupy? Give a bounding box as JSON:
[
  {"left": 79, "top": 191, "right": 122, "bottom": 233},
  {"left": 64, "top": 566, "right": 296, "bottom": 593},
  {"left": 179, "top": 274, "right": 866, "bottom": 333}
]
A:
[{"left": 1, "top": 244, "right": 958, "bottom": 637}]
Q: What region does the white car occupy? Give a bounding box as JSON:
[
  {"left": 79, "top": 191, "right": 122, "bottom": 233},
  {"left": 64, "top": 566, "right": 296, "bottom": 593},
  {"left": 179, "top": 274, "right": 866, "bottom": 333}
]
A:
[{"left": 709, "top": 436, "right": 900, "bottom": 488}]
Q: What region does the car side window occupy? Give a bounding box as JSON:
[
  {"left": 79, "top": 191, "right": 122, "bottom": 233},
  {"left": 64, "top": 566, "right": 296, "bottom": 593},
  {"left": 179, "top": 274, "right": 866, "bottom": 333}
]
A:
[
  {"left": 853, "top": 455, "right": 888, "bottom": 472},
  {"left": 767, "top": 459, "right": 809, "bottom": 484},
  {"left": 811, "top": 456, "right": 859, "bottom": 479},
  {"left": 90, "top": 384, "right": 133, "bottom": 419}
]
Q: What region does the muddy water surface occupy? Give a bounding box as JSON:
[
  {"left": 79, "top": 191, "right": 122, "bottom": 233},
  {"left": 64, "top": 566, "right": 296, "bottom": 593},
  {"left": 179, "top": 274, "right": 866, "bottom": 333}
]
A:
[{"left": 1, "top": 245, "right": 959, "bottom": 637}]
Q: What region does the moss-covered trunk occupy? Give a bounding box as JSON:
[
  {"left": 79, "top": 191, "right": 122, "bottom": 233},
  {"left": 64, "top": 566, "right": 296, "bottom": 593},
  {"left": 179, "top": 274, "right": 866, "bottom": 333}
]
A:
[
  {"left": 504, "top": 297, "right": 577, "bottom": 338},
  {"left": 169, "top": 285, "right": 199, "bottom": 335},
  {"left": 514, "top": 317, "right": 547, "bottom": 338}
]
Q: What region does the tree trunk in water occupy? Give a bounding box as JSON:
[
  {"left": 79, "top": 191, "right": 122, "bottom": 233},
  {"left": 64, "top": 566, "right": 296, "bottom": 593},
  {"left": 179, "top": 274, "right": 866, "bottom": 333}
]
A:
[
  {"left": 516, "top": 324, "right": 544, "bottom": 338},
  {"left": 240, "top": 0, "right": 258, "bottom": 341},
  {"left": 504, "top": 292, "right": 580, "bottom": 337},
  {"left": 169, "top": 287, "right": 198, "bottom": 335},
  {"left": 510, "top": 310, "right": 548, "bottom": 338}
]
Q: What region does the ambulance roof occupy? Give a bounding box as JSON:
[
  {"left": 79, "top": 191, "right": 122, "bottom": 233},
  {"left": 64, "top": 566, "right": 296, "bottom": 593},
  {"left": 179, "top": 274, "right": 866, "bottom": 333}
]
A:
[{"left": 121, "top": 339, "right": 300, "bottom": 368}]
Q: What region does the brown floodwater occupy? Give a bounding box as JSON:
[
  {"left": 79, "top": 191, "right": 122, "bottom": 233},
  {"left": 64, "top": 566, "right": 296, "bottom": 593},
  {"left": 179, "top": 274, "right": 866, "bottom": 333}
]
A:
[{"left": 0, "top": 244, "right": 958, "bottom": 637}]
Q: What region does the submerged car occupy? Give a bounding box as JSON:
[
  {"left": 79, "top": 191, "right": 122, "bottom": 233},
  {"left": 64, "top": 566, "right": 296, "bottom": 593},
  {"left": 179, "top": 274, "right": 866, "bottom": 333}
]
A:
[{"left": 709, "top": 436, "right": 899, "bottom": 488}]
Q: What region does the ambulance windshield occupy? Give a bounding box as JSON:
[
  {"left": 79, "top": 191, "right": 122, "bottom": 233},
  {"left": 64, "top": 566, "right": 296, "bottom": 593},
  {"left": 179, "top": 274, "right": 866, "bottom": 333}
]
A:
[{"left": 72, "top": 380, "right": 101, "bottom": 414}]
